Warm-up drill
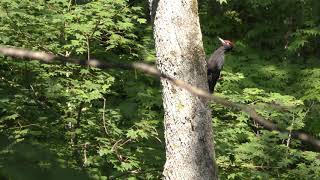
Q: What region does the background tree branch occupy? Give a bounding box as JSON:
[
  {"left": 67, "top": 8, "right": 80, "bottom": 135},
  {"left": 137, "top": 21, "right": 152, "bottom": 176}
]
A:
[{"left": 1, "top": 45, "right": 320, "bottom": 151}]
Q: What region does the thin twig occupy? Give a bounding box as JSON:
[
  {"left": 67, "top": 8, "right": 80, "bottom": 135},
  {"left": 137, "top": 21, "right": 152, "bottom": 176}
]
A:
[
  {"left": 86, "top": 35, "right": 90, "bottom": 65},
  {"left": 83, "top": 142, "right": 88, "bottom": 167},
  {"left": 102, "top": 97, "right": 108, "bottom": 135},
  {"left": 68, "top": 0, "right": 73, "bottom": 11},
  {"left": 111, "top": 139, "right": 123, "bottom": 152},
  {"left": 119, "top": 138, "right": 131, "bottom": 147},
  {"left": 8, "top": 123, "right": 43, "bottom": 129},
  {"left": 287, "top": 114, "right": 294, "bottom": 147}
]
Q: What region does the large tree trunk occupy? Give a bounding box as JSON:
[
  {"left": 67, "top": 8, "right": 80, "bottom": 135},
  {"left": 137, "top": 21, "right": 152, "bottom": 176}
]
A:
[{"left": 150, "top": 0, "right": 217, "bottom": 179}]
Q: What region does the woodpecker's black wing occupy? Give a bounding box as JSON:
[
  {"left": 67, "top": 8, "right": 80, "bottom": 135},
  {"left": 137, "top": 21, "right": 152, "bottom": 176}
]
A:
[
  {"left": 207, "top": 68, "right": 221, "bottom": 93},
  {"left": 207, "top": 46, "right": 225, "bottom": 93}
]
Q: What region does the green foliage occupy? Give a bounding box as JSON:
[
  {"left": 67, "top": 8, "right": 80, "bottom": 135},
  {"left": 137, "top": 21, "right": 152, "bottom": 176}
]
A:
[
  {"left": 201, "top": 0, "right": 320, "bottom": 179},
  {"left": 0, "top": 0, "right": 147, "bottom": 59},
  {"left": 0, "top": 0, "right": 320, "bottom": 179},
  {"left": 0, "top": 0, "right": 162, "bottom": 179}
]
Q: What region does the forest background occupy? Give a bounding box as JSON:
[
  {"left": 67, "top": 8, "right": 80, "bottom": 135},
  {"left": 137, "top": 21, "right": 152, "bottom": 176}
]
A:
[{"left": 0, "top": 0, "right": 320, "bottom": 179}]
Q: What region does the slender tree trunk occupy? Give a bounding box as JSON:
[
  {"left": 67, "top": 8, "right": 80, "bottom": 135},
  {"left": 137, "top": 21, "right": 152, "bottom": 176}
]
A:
[{"left": 150, "top": 0, "right": 217, "bottom": 179}]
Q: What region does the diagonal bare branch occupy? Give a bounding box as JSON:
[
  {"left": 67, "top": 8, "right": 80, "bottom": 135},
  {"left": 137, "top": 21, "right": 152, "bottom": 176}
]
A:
[{"left": 1, "top": 45, "right": 320, "bottom": 151}]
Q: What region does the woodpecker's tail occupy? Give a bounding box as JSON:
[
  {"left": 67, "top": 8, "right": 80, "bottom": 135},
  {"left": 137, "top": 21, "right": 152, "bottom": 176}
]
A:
[{"left": 208, "top": 82, "right": 215, "bottom": 93}]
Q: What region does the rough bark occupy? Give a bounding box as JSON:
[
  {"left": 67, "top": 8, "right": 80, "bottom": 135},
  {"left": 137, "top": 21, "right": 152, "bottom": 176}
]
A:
[{"left": 150, "top": 0, "right": 217, "bottom": 179}]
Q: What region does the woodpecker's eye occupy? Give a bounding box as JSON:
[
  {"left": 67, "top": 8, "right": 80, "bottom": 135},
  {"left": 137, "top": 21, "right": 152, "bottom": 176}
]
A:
[{"left": 224, "top": 40, "right": 233, "bottom": 46}]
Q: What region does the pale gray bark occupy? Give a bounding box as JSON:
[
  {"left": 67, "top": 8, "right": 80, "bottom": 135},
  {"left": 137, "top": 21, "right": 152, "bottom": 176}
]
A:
[{"left": 150, "top": 0, "right": 217, "bottom": 179}]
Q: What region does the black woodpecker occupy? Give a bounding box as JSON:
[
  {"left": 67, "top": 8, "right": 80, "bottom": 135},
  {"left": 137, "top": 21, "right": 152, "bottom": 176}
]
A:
[{"left": 207, "top": 37, "right": 234, "bottom": 93}]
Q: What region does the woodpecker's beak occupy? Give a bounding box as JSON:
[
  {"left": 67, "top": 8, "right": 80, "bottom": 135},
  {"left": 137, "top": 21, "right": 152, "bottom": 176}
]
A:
[{"left": 217, "top": 37, "right": 225, "bottom": 44}]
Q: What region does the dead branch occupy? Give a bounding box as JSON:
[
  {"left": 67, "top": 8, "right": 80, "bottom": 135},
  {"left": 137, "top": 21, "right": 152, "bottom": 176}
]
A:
[{"left": 1, "top": 45, "right": 320, "bottom": 151}]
